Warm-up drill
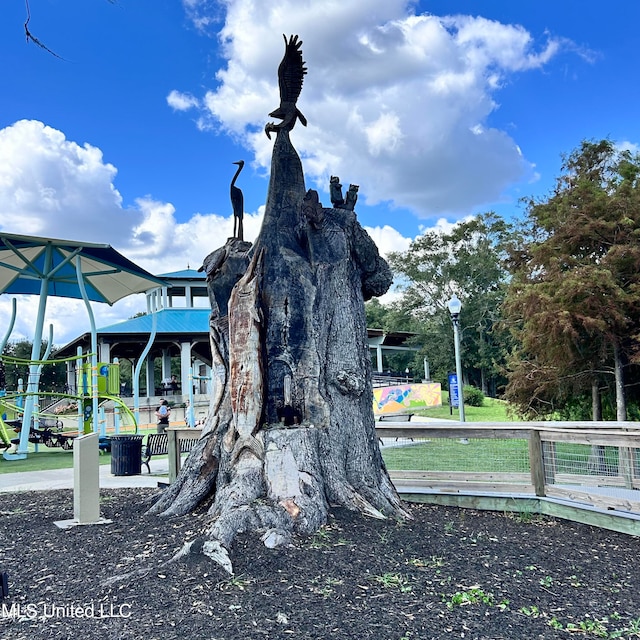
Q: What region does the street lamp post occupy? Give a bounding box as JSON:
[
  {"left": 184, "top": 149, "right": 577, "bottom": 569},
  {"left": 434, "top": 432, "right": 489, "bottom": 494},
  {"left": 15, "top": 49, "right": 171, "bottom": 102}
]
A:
[{"left": 447, "top": 294, "right": 465, "bottom": 422}]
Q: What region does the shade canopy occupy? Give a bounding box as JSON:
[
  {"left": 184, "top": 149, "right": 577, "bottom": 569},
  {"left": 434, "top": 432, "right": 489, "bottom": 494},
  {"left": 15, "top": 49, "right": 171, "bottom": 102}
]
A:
[
  {"left": 0, "top": 232, "right": 167, "bottom": 460},
  {"left": 0, "top": 232, "right": 165, "bottom": 303}
]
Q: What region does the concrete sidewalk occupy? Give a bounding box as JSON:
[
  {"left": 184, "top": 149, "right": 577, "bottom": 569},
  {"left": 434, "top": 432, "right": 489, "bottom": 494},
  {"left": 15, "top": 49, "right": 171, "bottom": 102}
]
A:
[
  {"left": 0, "top": 415, "right": 444, "bottom": 493},
  {"left": 0, "top": 461, "right": 169, "bottom": 493}
]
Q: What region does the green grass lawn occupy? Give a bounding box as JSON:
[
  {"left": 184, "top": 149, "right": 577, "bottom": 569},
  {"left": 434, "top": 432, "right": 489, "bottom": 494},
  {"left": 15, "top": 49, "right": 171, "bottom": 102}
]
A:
[
  {"left": 414, "top": 395, "right": 518, "bottom": 422},
  {"left": 382, "top": 395, "right": 528, "bottom": 472},
  {"left": 381, "top": 438, "right": 530, "bottom": 473}
]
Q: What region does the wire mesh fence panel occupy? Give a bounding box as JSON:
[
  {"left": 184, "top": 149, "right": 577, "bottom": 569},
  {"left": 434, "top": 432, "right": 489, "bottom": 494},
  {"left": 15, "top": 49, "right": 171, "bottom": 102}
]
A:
[
  {"left": 544, "top": 443, "right": 621, "bottom": 478},
  {"left": 542, "top": 439, "right": 640, "bottom": 511},
  {"left": 375, "top": 424, "right": 640, "bottom": 515},
  {"left": 380, "top": 437, "right": 530, "bottom": 474},
  {"left": 542, "top": 442, "right": 640, "bottom": 485}
]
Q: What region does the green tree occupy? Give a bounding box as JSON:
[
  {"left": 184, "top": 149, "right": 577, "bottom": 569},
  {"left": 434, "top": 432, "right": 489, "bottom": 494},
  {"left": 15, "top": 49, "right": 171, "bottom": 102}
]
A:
[
  {"left": 503, "top": 140, "right": 640, "bottom": 420},
  {"left": 1, "top": 340, "right": 66, "bottom": 393},
  {"left": 388, "top": 213, "right": 512, "bottom": 395}
]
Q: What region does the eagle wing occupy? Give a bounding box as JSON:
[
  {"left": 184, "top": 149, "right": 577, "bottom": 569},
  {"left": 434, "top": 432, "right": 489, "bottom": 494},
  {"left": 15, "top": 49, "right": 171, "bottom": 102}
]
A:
[{"left": 277, "top": 34, "right": 307, "bottom": 104}]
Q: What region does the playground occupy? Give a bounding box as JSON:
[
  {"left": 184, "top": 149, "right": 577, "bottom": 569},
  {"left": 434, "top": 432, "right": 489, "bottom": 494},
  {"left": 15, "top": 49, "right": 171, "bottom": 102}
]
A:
[
  {"left": 0, "top": 353, "right": 139, "bottom": 458},
  {"left": 0, "top": 232, "right": 181, "bottom": 466}
]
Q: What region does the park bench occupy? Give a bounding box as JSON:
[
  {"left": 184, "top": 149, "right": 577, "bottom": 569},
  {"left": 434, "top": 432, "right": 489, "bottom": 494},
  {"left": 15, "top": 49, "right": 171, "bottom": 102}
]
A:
[
  {"left": 376, "top": 413, "right": 415, "bottom": 444},
  {"left": 142, "top": 432, "right": 198, "bottom": 473},
  {"left": 376, "top": 413, "right": 414, "bottom": 422},
  {"left": 10, "top": 424, "right": 74, "bottom": 449}
]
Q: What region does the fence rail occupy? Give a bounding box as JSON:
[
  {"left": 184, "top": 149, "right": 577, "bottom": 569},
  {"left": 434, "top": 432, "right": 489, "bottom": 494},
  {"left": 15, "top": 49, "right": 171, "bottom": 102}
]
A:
[
  {"left": 377, "top": 420, "right": 640, "bottom": 535},
  {"left": 166, "top": 420, "right": 640, "bottom": 536}
]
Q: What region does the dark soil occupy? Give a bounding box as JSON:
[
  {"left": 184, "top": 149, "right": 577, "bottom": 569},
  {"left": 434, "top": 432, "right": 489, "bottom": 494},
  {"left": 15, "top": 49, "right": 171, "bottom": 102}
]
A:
[{"left": 1, "top": 488, "right": 639, "bottom": 640}]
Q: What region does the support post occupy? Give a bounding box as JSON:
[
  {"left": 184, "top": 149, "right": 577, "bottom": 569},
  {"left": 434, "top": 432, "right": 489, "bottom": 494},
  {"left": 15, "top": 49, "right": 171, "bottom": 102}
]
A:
[
  {"left": 167, "top": 428, "right": 180, "bottom": 483},
  {"left": 452, "top": 318, "right": 465, "bottom": 422},
  {"left": 187, "top": 367, "right": 200, "bottom": 427},
  {"left": 180, "top": 342, "right": 192, "bottom": 399},
  {"left": 528, "top": 429, "right": 546, "bottom": 497}
]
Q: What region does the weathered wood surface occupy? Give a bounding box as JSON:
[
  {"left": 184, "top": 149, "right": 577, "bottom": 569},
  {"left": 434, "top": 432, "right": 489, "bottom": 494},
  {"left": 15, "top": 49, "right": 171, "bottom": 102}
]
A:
[
  {"left": 377, "top": 426, "right": 532, "bottom": 440},
  {"left": 150, "top": 124, "right": 403, "bottom": 567},
  {"left": 528, "top": 430, "right": 546, "bottom": 497},
  {"left": 228, "top": 250, "right": 265, "bottom": 462},
  {"left": 148, "top": 239, "right": 251, "bottom": 518},
  {"left": 547, "top": 486, "right": 640, "bottom": 513},
  {"left": 393, "top": 481, "right": 536, "bottom": 494},
  {"left": 390, "top": 469, "right": 532, "bottom": 483},
  {"left": 401, "top": 493, "right": 640, "bottom": 537},
  {"left": 552, "top": 473, "right": 630, "bottom": 487}
]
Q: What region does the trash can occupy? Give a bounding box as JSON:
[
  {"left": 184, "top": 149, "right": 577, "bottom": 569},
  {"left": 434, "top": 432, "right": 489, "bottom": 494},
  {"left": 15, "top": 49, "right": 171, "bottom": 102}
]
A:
[{"left": 110, "top": 435, "right": 144, "bottom": 476}]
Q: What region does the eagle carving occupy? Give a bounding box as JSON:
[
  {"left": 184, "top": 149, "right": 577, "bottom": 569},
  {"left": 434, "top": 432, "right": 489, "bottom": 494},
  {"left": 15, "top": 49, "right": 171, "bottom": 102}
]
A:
[{"left": 265, "top": 34, "right": 308, "bottom": 139}]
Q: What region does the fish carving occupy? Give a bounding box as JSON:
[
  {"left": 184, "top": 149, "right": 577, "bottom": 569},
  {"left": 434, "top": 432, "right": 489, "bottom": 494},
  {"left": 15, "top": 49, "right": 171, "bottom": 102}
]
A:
[{"left": 229, "top": 249, "right": 265, "bottom": 461}]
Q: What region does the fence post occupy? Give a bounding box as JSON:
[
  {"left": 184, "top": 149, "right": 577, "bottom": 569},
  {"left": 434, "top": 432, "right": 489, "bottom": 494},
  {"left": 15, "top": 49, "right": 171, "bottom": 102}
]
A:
[
  {"left": 167, "top": 428, "right": 179, "bottom": 484},
  {"left": 619, "top": 446, "right": 634, "bottom": 489},
  {"left": 528, "top": 429, "right": 546, "bottom": 497}
]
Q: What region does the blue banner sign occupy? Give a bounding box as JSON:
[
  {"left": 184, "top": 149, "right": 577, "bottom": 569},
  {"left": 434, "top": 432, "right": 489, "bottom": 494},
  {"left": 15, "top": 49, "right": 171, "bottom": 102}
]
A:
[{"left": 448, "top": 373, "right": 459, "bottom": 408}]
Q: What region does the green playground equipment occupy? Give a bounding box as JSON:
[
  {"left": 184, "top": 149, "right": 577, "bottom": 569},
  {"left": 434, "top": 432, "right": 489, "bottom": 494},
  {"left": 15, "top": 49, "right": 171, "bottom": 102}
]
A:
[
  {"left": 0, "top": 353, "right": 138, "bottom": 457},
  {"left": 0, "top": 396, "right": 11, "bottom": 450}
]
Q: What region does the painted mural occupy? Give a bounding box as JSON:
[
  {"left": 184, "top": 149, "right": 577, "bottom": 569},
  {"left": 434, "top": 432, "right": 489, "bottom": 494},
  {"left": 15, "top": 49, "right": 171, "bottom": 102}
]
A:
[{"left": 373, "top": 382, "right": 442, "bottom": 415}]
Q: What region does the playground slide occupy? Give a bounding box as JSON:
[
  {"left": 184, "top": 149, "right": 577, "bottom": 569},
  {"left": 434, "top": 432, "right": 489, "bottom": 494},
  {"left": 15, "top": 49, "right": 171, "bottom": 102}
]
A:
[{"left": 98, "top": 395, "right": 138, "bottom": 433}]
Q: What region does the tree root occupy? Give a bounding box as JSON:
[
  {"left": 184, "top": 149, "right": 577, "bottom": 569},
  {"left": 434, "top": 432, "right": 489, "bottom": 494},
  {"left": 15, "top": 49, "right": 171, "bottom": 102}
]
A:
[
  {"left": 147, "top": 430, "right": 220, "bottom": 517},
  {"left": 147, "top": 425, "right": 410, "bottom": 574},
  {"left": 171, "top": 538, "right": 233, "bottom": 575}
]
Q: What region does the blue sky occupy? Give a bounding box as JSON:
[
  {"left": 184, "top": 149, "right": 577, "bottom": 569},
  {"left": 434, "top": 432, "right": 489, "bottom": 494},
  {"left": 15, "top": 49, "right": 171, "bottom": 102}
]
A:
[{"left": 1, "top": 0, "right": 639, "bottom": 344}]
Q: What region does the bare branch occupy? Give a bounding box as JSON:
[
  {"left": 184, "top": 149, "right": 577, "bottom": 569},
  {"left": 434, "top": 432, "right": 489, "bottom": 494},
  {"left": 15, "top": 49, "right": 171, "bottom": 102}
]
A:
[{"left": 24, "top": 0, "right": 66, "bottom": 60}]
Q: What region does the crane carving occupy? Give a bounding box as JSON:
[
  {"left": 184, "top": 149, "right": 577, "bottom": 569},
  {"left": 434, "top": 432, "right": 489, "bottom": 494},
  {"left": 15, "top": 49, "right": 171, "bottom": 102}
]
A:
[
  {"left": 265, "top": 34, "right": 308, "bottom": 139},
  {"left": 230, "top": 160, "right": 245, "bottom": 241}
]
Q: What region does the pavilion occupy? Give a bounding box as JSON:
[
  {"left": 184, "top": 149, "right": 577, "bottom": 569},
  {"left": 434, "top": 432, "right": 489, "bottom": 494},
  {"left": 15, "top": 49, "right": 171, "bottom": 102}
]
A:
[
  {"left": 56, "top": 269, "right": 420, "bottom": 402},
  {"left": 56, "top": 269, "right": 213, "bottom": 399}
]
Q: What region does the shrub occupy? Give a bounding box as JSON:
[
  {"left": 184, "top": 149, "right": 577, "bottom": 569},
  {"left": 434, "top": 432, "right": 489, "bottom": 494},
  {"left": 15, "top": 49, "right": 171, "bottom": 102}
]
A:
[{"left": 463, "top": 386, "right": 485, "bottom": 407}]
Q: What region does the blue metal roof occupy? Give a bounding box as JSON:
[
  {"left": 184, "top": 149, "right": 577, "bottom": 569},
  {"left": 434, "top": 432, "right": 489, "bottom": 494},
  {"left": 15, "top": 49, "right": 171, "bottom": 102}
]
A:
[
  {"left": 98, "top": 308, "right": 210, "bottom": 335},
  {"left": 158, "top": 269, "right": 206, "bottom": 280},
  {"left": 0, "top": 232, "right": 167, "bottom": 303}
]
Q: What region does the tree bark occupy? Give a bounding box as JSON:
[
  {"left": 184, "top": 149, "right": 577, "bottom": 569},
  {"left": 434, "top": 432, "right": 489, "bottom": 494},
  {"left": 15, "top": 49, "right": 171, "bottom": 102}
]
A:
[
  {"left": 613, "top": 341, "right": 627, "bottom": 421},
  {"left": 591, "top": 376, "right": 602, "bottom": 421},
  {"left": 149, "top": 129, "right": 409, "bottom": 571}
]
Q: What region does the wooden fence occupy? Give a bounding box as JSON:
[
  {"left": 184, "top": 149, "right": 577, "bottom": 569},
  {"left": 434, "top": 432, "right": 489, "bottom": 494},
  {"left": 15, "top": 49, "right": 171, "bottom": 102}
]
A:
[
  {"left": 165, "top": 421, "right": 640, "bottom": 536},
  {"left": 378, "top": 421, "right": 640, "bottom": 536}
]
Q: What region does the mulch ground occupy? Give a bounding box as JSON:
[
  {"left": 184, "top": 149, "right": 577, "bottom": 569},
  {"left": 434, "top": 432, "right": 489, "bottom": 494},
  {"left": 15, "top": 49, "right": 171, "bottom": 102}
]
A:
[{"left": 1, "top": 488, "right": 639, "bottom": 640}]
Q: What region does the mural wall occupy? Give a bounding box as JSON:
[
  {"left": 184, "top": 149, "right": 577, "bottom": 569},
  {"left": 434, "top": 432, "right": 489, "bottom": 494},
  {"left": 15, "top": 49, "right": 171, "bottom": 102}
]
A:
[{"left": 373, "top": 382, "right": 442, "bottom": 415}]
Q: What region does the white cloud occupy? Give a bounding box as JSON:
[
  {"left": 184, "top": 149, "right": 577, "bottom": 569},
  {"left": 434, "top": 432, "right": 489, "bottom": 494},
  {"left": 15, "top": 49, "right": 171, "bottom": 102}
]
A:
[
  {"left": 417, "top": 216, "right": 474, "bottom": 236},
  {"left": 181, "top": 0, "right": 221, "bottom": 33},
  {"left": 180, "top": 0, "right": 569, "bottom": 218},
  {"left": 364, "top": 112, "right": 404, "bottom": 157},
  {"left": 364, "top": 224, "right": 412, "bottom": 258},
  {"left": 167, "top": 90, "right": 201, "bottom": 111},
  {"left": 0, "top": 120, "right": 267, "bottom": 345},
  {"left": 617, "top": 140, "right": 640, "bottom": 154},
  {"left": 0, "top": 120, "right": 140, "bottom": 244}
]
